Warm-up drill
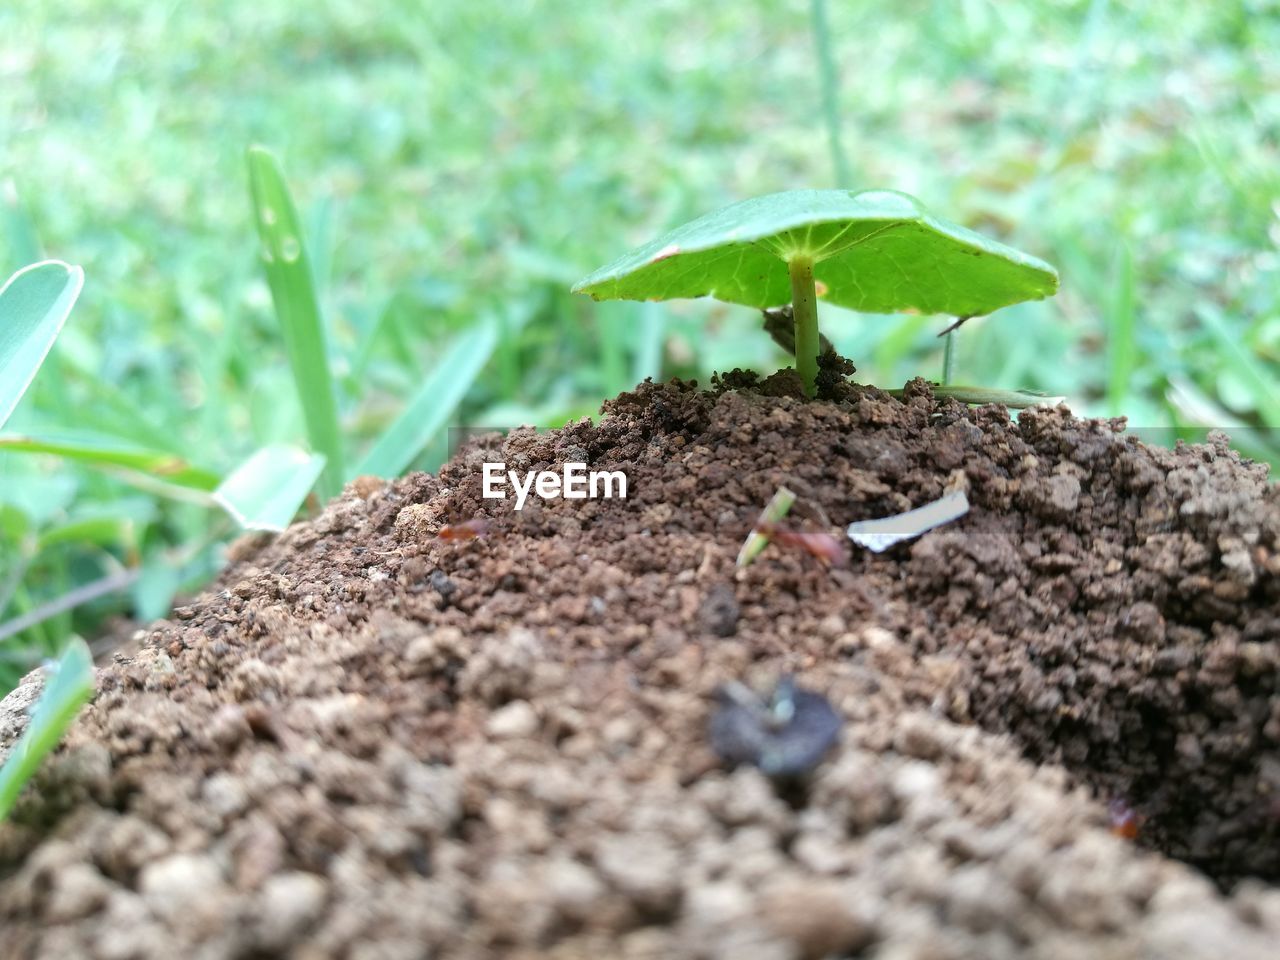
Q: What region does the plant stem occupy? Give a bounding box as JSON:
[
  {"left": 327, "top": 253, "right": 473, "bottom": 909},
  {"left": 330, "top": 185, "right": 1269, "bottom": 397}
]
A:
[
  {"left": 809, "top": 0, "right": 850, "bottom": 186},
  {"left": 788, "top": 257, "right": 820, "bottom": 397},
  {"left": 942, "top": 330, "right": 956, "bottom": 385},
  {"left": 0, "top": 568, "right": 141, "bottom": 646},
  {"left": 888, "top": 384, "right": 1066, "bottom": 409}
]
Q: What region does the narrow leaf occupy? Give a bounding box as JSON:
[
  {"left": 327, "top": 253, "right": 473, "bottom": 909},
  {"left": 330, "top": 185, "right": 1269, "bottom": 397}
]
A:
[
  {"left": 1195, "top": 304, "right": 1280, "bottom": 428},
  {"left": 214, "top": 444, "right": 327, "bottom": 532},
  {"left": 357, "top": 321, "right": 498, "bottom": 478},
  {"left": 0, "top": 637, "right": 94, "bottom": 820},
  {"left": 1106, "top": 242, "right": 1136, "bottom": 416},
  {"left": 0, "top": 432, "right": 221, "bottom": 490},
  {"left": 886, "top": 385, "right": 1066, "bottom": 409},
  {"left": 246, "top": 146, "right": 344, "bottom": 498},
  {"left": 0, "top": 261, "right": 84, "bottom": 429}
]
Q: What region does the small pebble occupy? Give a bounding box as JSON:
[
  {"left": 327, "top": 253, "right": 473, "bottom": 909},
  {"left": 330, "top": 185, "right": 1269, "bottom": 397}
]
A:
[{"left": 486, "top": 700, "right": 540, "bottom": 739}]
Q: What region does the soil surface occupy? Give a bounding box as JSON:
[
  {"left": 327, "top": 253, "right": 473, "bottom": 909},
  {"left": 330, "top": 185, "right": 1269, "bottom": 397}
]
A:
[{"left": 2, "top": 375, "right": 1278, "bottom": 959}]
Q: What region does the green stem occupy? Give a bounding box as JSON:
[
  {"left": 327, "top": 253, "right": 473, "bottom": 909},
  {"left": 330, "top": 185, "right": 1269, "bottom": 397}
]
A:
[
  {"left": 788, "top": 257, "right": 820, "bottom": 397},
  {"left": 809, "top": 0, "right": 850, "bottom": 185},
  {"left": 888, "top": 384, "right": 1066, "bottom": 409},
  {"left": 942, "top": 329, "right": 956, "bottom": 385}
]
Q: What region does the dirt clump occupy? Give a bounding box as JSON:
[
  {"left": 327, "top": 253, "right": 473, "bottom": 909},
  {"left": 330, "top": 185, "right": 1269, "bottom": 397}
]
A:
[{"left": 1, "top": 376, "right": 1278, "bottom": 959}]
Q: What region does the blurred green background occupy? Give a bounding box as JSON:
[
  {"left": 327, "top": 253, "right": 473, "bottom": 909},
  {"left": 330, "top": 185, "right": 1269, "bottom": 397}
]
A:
[{"left": 1, "top": 0, "right": 1278, "bottom": 691}]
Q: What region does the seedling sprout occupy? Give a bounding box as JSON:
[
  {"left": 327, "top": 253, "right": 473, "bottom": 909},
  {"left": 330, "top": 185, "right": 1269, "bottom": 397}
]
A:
[
  {"left": 737, "top": 486, "right": 847, "bottom": 568},
  {"left": 574, "top": 189, "right": 1059, "bottom": 397},
  {"left": 736, "top": 486, "right": 796, "bottom": 567}
]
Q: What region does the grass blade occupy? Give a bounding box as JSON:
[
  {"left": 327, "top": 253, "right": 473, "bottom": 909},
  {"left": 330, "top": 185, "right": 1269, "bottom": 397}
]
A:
[
  {"left": 356, "top": 320, "right": 498, "bottom": 478},
  {"left": 810, "top": 0, "right": 851, "bottom": 186},
  {"left": 213, "top": 445, "right": 327, "bottom": 531},
  {"left": 246, "top": 146, "right": 344, "bottom": 499},
  {"left": 0, "top": 261, "right": 83, "bottom": 429},
  {"left": 1106, "top": 241, "right": 1136, "bottom": 417},
  {"left": 632, "top": 301, "right": 666, "bottom": 384},
  {"left": 0, "top": 637, "right": 94, "bottom": 820},
  {"left": 0, "top": 432, "right": 221, "bottom": 491},
  {"left": 1195, "top": 304, "right": 1280, "bottom": 429},
  {"left": 2, "top": 180, "right": 43, "bottom": 267}
]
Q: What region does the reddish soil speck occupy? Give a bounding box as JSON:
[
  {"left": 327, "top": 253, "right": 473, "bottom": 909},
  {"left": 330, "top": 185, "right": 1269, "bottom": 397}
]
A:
[{"left": 436, "top": 518, "right": 490, "bottom": 541}]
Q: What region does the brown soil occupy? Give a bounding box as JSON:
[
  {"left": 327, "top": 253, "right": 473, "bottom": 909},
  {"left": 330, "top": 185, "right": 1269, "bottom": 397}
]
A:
[{"left": 2, "top": 376, "right": 1278, "bottom": 959}]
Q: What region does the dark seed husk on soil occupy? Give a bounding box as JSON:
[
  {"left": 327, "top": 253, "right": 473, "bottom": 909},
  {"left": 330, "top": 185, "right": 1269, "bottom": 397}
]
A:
[
  {"left": 709, "top": 678, "right": 843, "bottom": 777},
  {"left": 1, "top": 375, "right": 1278, "bottom": 960}
]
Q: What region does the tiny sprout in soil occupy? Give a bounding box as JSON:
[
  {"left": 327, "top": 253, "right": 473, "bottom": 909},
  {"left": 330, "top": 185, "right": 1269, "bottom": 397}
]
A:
[
  {"left": 737, "top": 485, "right": 846, "bottom": 568},
  {"left": 573, "top": 189, "right": 1059, "bottom": 397}
]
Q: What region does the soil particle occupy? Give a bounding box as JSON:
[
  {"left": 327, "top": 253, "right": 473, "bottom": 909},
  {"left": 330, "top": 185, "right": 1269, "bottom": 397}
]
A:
[{"left": 2, "top": 375, "right": 1278, "bottom": 958}]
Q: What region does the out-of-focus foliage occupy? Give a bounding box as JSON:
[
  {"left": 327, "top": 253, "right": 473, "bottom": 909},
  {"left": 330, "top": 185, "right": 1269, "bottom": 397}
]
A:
[{"left": 0, "top": 0, "right": 1276, "bottom": 690}]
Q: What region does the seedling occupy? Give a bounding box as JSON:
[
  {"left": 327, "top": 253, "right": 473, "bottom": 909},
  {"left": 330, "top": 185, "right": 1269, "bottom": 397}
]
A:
[
  {"left": 573, "top": 189, "right": 1058, "bottom": 397},
  {"left": 736, "top": 486, "right": 796, "bottom": 567},
  {"left": 736, "top": 486, "right": 847, "bottom": 568}
]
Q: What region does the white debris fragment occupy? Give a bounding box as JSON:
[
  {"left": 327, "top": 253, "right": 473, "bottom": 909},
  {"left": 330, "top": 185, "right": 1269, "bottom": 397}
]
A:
[{"left": 847, "top": 490, "right": 970, "bottom": 553}]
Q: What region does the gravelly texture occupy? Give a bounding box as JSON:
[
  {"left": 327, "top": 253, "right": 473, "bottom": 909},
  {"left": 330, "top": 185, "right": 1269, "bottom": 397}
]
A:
[{"left": 1, "top": 376, "right": 1277, "bottom": 959}]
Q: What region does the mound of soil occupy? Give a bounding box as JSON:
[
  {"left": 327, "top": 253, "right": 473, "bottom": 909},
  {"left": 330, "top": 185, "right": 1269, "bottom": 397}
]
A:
[{"left": 2, "top": 376, "right": 1278, "bottom": 959}]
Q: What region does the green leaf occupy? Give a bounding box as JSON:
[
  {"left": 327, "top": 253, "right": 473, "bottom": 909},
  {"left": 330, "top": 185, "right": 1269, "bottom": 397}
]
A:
[
  {"left": 356, "top": 320, "right": 498, "bottom": 478},
  {"left": 573, "top": 189, "right": 1058, "bottom": 317},
  {"left": 213, "top": 444, "right": 327, "bottom": 532},
  {"left": 37, "top": 513, "right": 145, "bottom": 552},
  {"left": 0, "top": 637, "right": 94, "bottom": 820},
  {"left": 1106, "top": 241, "right": 1137, "bottom": 417},
  {"left": 0, "top": 261, "right": 84, "bottom": 430},
  {"left": 246, "top": 146, "right": 345, "bottom": 499},
  {"left": 1195, "top": 304, "right": 1280, "bottom": 429},
  {"left": 0, "top": 432, "right": 221, "bottom": 491},
  {"left": 131, "top": 562, "right": 181, "bottom": 622}
]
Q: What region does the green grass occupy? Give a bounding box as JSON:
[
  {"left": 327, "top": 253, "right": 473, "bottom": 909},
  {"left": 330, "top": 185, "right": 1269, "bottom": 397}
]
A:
[
  {"left": 1, "top": 0, "right": 1278, "bottom": 693},
  {"left": 0, "top": 637, "right": 93, "bottom": 820}
]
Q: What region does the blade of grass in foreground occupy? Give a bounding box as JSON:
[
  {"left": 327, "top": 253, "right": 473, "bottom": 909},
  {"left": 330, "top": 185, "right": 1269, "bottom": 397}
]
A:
[
  {"left": 246, "top": 146, "right": 344, "bottom": 500},
  {"left": 356, "top": 320, "right": 498, "bottom": 479},
  {"left": 0, "top": 637, "right": 94, "bottom": 820},
  {"left": 214, "top": 445, "right": 327, "bottom": 531},
  {"left": 1106, "top": 241, "right": 1137, "bottom": 417},
  {"left": 0, "top": 432, "right": 221, "bottom": 491},
  {"left": 1195, "top": 304, "right": 1280, "bottom": 429},
  {"left": 0, "top": 260, "right": 84, "bottom": 429}
]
